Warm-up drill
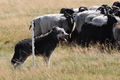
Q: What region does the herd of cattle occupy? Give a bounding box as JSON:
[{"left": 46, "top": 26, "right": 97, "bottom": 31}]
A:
[{"left": 30, "top": 1, "right": 120, "bottom": 49}]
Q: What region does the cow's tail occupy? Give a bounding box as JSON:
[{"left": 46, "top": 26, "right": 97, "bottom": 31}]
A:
[
  {"left": 29, "top": 20, "right": 35, "bottom": 30},
  {"left": 29, "top": 24, "right": 32, "bottom": 30},
  {"left": 11, "top": 43, "right": 21, "bottom": 65}
]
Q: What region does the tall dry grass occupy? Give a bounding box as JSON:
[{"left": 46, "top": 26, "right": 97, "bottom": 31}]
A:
[
  {"left": 0, "top": 0, "right": 120, "bottom": 80},
  {"left": 1, "top": 45, "right": 120, "bottom": 80}
]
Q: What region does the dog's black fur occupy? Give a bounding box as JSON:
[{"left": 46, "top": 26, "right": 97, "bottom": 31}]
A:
[{"left": 11, "top": 26, "right": 69, "bottom": 68}]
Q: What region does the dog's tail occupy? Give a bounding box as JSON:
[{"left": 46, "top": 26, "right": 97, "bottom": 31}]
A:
[{"left": 11, "top": 43, "right": 21, "bottom": 65}]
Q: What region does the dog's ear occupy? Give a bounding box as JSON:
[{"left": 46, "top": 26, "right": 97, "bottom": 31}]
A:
[
  {"left": 52, "top": 26, "right": 58, "bottom": 31},
  {"left": 52, "top": 27, "right": 56, "bottom": 31}
]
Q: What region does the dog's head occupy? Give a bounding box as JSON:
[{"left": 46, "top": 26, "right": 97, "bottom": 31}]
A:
[{"left": 52, "top": 26, "right": 69, "bottom": 42}]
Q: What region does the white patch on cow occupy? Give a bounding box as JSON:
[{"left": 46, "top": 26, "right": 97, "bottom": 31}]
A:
[
  {"left": 92, "top": 15, "right": 108, "bottom": 26},
  {"left": 85, "top": 14, "right": 97, "bottom": 22},
  {"left": 73, "top": 10, "right": 101, "bottom": 33},
  {"left": 73, "top": 8, "right": 79, "bottom": 13}
]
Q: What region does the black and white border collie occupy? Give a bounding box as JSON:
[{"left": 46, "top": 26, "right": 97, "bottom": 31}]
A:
[{"left": 11, "top": 26, "right": 69, "bottom": 69}]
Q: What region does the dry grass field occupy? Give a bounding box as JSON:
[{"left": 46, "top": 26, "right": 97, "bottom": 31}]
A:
[{"left": 0, "top": 0, "right": 120, "bottom": 80}]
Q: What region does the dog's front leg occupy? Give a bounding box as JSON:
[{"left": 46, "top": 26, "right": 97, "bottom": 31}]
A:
[{"left": 42, "top": 56, "right": 50, "bottom": 68}]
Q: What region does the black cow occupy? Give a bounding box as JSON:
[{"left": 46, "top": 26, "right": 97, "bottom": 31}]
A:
[{"left": 80, "top": 14, "right": 118, "bottom": 47}]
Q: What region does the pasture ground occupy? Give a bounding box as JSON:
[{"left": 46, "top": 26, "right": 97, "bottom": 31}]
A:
[{"left": 0, "top": 0, "right": 120, "bottom": 80}]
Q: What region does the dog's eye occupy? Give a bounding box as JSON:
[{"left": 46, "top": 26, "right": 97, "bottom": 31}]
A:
[{"left": 62, "top": 32, "right": 64, "bottom": 34}]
